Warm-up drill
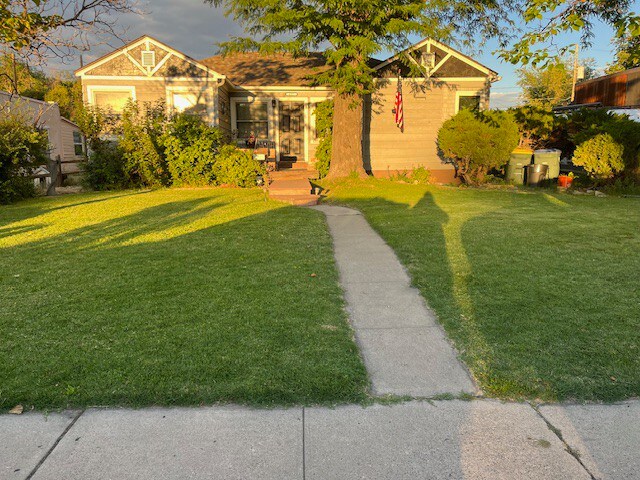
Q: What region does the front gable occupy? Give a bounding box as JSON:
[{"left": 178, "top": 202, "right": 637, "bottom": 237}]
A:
[
  {"left": 374, "top": 39, "right": 497, "bottom": 80},
  {"left": 76, "top": 36, "right": 223, "bottom": 80}
]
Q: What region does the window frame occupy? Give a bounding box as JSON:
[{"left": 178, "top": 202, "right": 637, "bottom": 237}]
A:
[
  {"left": 86, "top": 86, "right": 136, "bottom": 114},
  {"left": 73, "top": 130, "right": 85, "bottom": 156},
  {"left": 455, "top": 90, "right": 484, "bottom": 114},
  {"left": 232, "top": 99, "right": 270, "bottom": 141}
]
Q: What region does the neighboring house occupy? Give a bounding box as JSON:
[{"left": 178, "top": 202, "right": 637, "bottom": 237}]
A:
[
  {"left": 0, "top": 91, "right": 85, "bottom": 175},
  {"left": 574, "top": 66, "right": 640, "bottom": 108},
  {"left": 76, "top": 35, "right": 499, "bottom": 182}
]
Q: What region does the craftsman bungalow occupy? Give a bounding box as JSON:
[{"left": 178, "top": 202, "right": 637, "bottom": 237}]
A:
[{"left": 76, "top": 35, "right": 499, "bottom": 182}]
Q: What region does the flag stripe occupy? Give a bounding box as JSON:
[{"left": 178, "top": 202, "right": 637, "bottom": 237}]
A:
[{"left": 395, "top": 76, "right": 404, "bottom": 131}]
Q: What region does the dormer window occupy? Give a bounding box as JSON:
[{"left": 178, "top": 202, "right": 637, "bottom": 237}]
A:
[{"left": 141, "top": 50, "right": 156, "bottom": 67}]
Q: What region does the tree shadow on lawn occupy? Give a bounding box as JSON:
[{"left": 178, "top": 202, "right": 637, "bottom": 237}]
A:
[
  {"left": 0, "top": 190, "right": 152, "bottom": 228},
  {"left": 0, "top": 193, "right": 368, "bottom": 410},
  {"left": 331, "top": 187, "right": 640, "bottom": 402},
  {"left": 460, "top": 192, "right": 640, "bottom": 401}
]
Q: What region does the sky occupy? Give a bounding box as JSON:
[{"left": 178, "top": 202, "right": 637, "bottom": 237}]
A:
[{"left": 52, "top": 0, "right": 639, "bottom": 109}]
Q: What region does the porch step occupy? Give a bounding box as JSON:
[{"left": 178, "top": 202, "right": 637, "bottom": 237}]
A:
[
  {"left": 269, "top": 178, "right": 313, "bottom": 196},
  {"left": 269, "top": 194, "right": 321, "bottom": 206},
  {"left": 279, "top": 161, "right": 310, "bottom": 171},
  {"left": 268, "top": 177, "right": 319, "bottom": 206}
]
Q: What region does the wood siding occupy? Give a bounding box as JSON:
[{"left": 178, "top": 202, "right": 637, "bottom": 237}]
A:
[
  {"left": 365, "top": 79, "right": 490, "bottom": 175},
  {"left": 575, "top": 67, "right": 640, "bottom": 107}
]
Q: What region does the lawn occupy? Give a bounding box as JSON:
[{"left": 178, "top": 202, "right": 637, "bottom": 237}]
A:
[
  {"left": 326, "top": 179, "right": 640, "bottom": 402},
  {"left": 0, "top": 189, "right": 368, "bottom": 410}
]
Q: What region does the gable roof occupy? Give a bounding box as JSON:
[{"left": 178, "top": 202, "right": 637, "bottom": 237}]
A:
[
  {"left": 200, "top": 52, "right": 329, "bottom": 87},
  {"left": 75, "top": 35, "right": 223, "bottom": 78},
  {"left": 373, "top": 38, "right": 498, "bottom": 79}
]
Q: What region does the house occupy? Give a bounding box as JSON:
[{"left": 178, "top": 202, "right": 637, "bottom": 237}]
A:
[
  {"left": 574, "top": 66, "right": 640, "bottom": 108},
  {"left": 0, "top": 91, "right": 85, "bottom": 175},
  {"left": 75, "top": 35, "right": 499, "bottom": 182}
]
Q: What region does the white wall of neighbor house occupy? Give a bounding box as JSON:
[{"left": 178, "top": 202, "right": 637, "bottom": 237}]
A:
[{"left": 365, "top": 78, "right": 490, "bottom": 180}]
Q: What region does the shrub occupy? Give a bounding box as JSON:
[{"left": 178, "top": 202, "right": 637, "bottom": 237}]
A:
[
  {"left": 314, "top": 100, "right": 333, "bottom": 178},
  {"left": 0, "top": 111, "right": 49, "bottom": 204},
  {"left": 120, "top": 101, "right": 170, "bottom": 188},
  {"left": 572, "top": 134, "right": 624, "bottom": 183},
  {"left": 509, "top": 105, "right": 558, "bottom": 149},
  {"left": 410, "top": 166, "right": 431, "bottom": 184},
  {"left": 212, "top": 145, "right": 265, "bottom": 187},
  {"left": 437, "top": 109, "right": 519, "bottom": 184},
  {"left": 565, "top": 109, "right": 640, "bottom": 177},
  {"left": 82, "top": 140, "right": 128, "bottom": 191},
  {"left": 163, "top": 114, "right": 224, "bottom": 187}
]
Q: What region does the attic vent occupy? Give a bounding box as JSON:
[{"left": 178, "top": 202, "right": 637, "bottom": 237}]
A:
[
  {"left": 420, "top": 52, "right": 435, "bottom": 70},
  {"left": 141, "top": 50, "right": 156, "bottom": 67}
]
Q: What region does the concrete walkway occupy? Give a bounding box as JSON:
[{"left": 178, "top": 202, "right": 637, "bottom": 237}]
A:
[
  {"left": 311, "top": 205, "right": 476, "bottom": 397},
  {"left": 6, "top": 399, "right": 639, "bottom": 479}
]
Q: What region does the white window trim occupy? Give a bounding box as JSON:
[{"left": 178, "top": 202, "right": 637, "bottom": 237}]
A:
[
  {"left": 230, "top": 96, "right": 274, "bottom": 142},
  {"left": 86, "top": 86, "right": 136, "bottom": 111},
  {"left": 455, "top": 90, "right": 484, "bottom": 114},
  {"left": 165, "top": 85, "right": 214, "bottom": 122}
]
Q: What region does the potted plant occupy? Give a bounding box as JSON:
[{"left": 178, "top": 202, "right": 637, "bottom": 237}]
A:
[{"left": 558, "top": 172, "right": 574, "bottom": 188}]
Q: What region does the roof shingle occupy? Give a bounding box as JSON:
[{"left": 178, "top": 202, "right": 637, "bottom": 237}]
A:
[{"left": 199, "top": 52, "right": 329, "bottom": 86}]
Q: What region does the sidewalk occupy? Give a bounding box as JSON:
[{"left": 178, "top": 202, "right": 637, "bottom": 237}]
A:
[
  {"left": 3, "top": 400, "right": 639, "bottom": 479},
  {"left": 3, "top": 204, "right": 639, "bottom": 479}
]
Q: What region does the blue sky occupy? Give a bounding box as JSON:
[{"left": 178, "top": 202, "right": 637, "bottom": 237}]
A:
[{"left": 59, "top": 1, "right": 639, "bottom": 109}]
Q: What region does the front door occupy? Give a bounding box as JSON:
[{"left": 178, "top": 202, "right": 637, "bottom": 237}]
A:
[{"left": 279, "top": 102, "right": 305, "bottom": 163}]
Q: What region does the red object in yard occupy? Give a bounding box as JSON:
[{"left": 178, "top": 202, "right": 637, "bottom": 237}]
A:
[{"left": 558, "top": 175, "right": 574, "bottom": 188}]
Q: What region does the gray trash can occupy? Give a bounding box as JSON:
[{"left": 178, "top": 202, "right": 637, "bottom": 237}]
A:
[
  {"left": 506, "top": 149, "right": 533, "bottom": 185},
  {"left": 525, "top": 164, "right": 549, "bottom": 186},
  {"left": 534, "top": 149, "right": 561, "bottom": 180}
]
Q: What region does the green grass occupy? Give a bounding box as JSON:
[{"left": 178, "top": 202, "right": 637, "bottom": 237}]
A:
[
  {"left": 325, "top": 179, "right": 640, "bottom": 402},
  {"left": 0, "top": 189, "right": 368, "bottom": 410}
]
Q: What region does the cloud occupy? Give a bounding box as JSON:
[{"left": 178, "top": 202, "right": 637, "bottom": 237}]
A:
[
  {"left": 55, "top": 1, "right": 243, "bottom": 70},
  {"left": 490, "top": 91, "right": 521, "bottom": 110}
]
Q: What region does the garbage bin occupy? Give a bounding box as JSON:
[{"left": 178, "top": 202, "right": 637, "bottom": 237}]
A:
[
  {"left": 506, "top": 148, "right": 533, "bottom": 185},
  {"left": 525, "top": 164, "right": 549, "bottom": 186},
  {"left": 534, "top": 149, "right": 561, "bottom": 180}
]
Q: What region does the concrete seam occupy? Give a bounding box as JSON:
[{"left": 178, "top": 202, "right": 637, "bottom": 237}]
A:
[
  {"left": 302, "top": 407, "right": 306, "bottom": 480},
  {"left": 530, "top": 403, "right": 598, "bottom": 480},
  {"left": 26, "top": 409, "right": 85, "bottom": 480}
]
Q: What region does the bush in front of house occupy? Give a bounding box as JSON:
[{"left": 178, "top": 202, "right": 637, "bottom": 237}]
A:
[
  {"left": 0, "top": 111, "right": 49, "bottom": 204},
  {"left": 163, "top": 113, "right": 224, "bottom": 187},
  {"left": 212, "top": 145, "right": 265, "bottom": 187},
  {"left": 572, "top": 133, "right": 625, "bottom": 183},
  {"left": 437, "top": 109, "right": 519, "bottom": 184},
  {"left": 82, "top": 140, "right": 129, "bottom": 191},
  {"left": 314, "top": 100, "right": 333, "bottom": 178},
  {"left": 120, "top": 100, "right": 171, "bottom": 188}
]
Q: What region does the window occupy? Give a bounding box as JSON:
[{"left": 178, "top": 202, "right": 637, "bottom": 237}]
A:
[
  {"left": 91, "top": 88, "right": 135, "bottom": 113},
  {"left": 73, "top": 131, "right": 84, "bottom": 156},
  {"left": 171, "top": 92, "right": 207, "bottom": 115},
  {"left": 457, "top": 95, "right": 481, "bottom": 112},
  {"left": 236, "top": 102, "right": 268, "bottom": 139}
]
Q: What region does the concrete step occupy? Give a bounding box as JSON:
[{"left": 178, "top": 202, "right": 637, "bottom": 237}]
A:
[
  {"left": 270, "top": 194, "right": 320, "bottom": 206},
  {"left": 269, "top": 178, "right": 312, "bottom": 196}
]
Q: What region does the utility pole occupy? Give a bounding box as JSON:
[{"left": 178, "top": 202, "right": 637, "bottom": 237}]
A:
[{"left": 570, "top": 43, "right": 579, "bottom": 103}]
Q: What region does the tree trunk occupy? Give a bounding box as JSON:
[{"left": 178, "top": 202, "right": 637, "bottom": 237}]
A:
[{"left": 326, "top": 93, "right": 367, "bottom": 179}]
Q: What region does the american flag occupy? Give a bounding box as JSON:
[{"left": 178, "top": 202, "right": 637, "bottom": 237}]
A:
[{"left": 394, "top": 75, "right": 404, "bottom": 132}]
